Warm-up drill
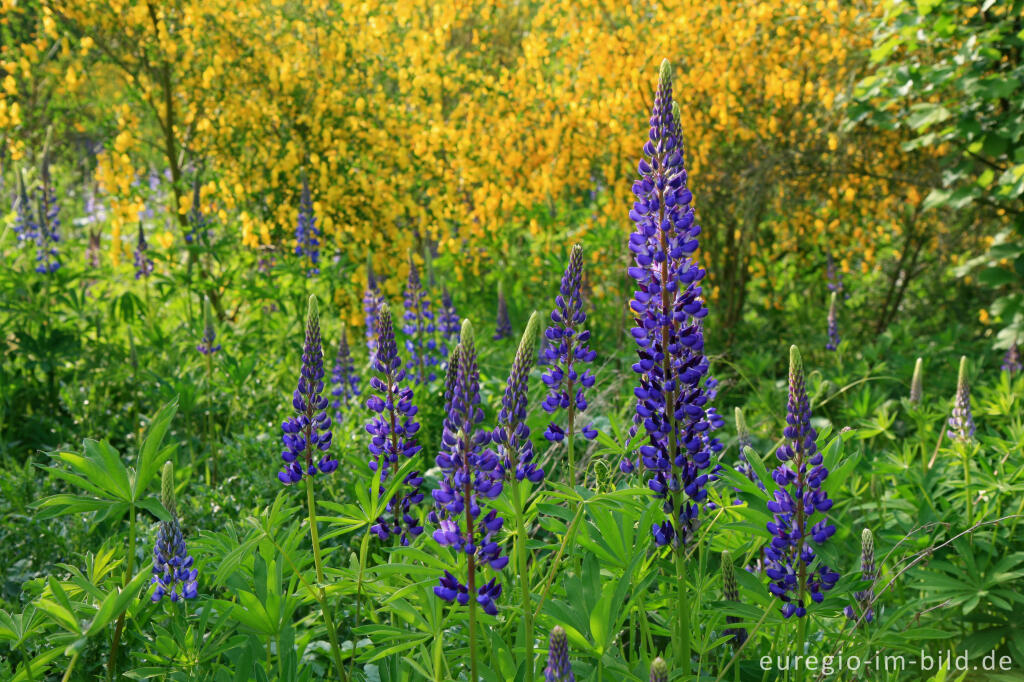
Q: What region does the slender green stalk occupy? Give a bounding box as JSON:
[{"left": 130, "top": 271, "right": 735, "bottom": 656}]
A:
[
  {"left": 674, "top": 539, "right": 690, "bottom": 675},
  {"left": 106, "top": 500, "right": 137, "bottom": 682},
  {"left": 347, "top": 514, "right": 372, "bottom": 681},
  {"left": 961, "top": 442, "right": 973, "bottom": 531},
  {"left": 532, "top": 504, "right": 584, "bottom": 620},
  {"left": 795, "top": 615, "right": 807, "bottom": 682},
  {"left": 62, "top": 652, "right": 79, "bottom": 682},
  {"left": 512, "top": 481, "right": 535, "bottom": 682},
  {"left": 305, "top": 476, "right": 349, "bottom": 682}
]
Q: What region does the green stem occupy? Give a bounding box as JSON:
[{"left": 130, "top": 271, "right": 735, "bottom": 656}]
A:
[
  {"left": 674, "top": 540, "right": 690, "bottom": 675},
  {"left": 62, "top": 652, "right": 79, "bottom": 682},
  {"left": 961, "top": 442, "right": 973, "bottom": 532},
  {"left": 512, "top": 481, "right": 535, "bottom": 682},
  {"left": 305, "top": 476, "right": 348, "bottom": 682},
  {"left": 348, "top": 531, "right": 370, "bottom": 681},
  {"left": 532, "top": 504, "right": 584, "bottom": 620},
  {"left": 795, "top": 616, "right": 807, "bottom": 682},
  {"left": 106, "top": 501, "right": 137, "bottom": 682}
]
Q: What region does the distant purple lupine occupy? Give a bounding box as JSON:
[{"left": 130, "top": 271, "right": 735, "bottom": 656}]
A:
[
  {"left": 185, "top": 177, "right": 206, "bottom": 244},
  {"left": 12, "top": 171, "right": 33, "bottom": 242},
  {"left": 134, "top": 223, "right": 154, "bottom": 279},
  {"left": 438, "top": 287, "right": 461, "bottom": 350},
  {"left": 765, "top": 346, "right": 839, "bottom": 618},
  {"left": 494, "top": 312, "right": 543, "bottom": 483},
  {"left": 294, "top": 177, "right": 320, "bottom": 276},
  {"left": 402, "top": 257, "right": 440, "bottom": 383},
  {"left": 844, "top": 528, "right": 877, "bottom": 624},
  {"left": 544, "top": 626, "right": 575, "bottom": 682},
  {"left": 825, "top": 291, "right": 839, "bottom": 351},
  {"left": 278, "top": 295, "right": 338, "bottom": 484},
  {"left": 196, "top": 299, "right": 221, "bottom": 355},
  {"left": 364, "top": 261, "right": 382, "bottom": 364},
  {"left": 330, "top": 326, "right": 360, "bottom": 423},
  {"left": 947, "top": 356, "right": 975, "bottom": 443},
  {"left": 365, "top": 303, "right": 424, "bottom": 545},
  {"left": 493, "top": 284, "right": 512, "bottom": 341},
  {"left": 33, "top": 159, "right": 60, "bottom": 274},
  {"left": 1002, "top": 343, "right": 1021, "bottom": 376}
]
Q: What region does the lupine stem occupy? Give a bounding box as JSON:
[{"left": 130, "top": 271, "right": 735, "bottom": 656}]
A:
[
  {"left": 512, "top": 481, "right": 535, "bottom": 682},
  {"left": 674, "top": 523, "right": 690, "bottom": 675},
  {"left": 305, "top": 476, "right": 348, "bottom": 682},
  {"left": 106, "top": 500, "right": 136, "bottom": 682},
  {"left": 464, "top": 471, "right": 479, "bottom": 682}
]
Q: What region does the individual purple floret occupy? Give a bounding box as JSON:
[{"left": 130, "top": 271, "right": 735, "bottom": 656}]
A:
[
  {"left": 365, "top": 303, "right": 424, "bottom": 545},
  {"left": 624, "top": 60, "right": 718, "bottom": 548},
  {"left": 278, "top": 295, "right": 338, "bottom": 484},
  {"left": 294, "top": 176, "right": 320, "bottom": 277},
  {"left": 764, "top": 346, "right": 839, "bottom": 618},
  {"left": 431, "top": 321, "right": 507, "bottom": 615},
  {"left": 541, "top": 244, "right": 598, "bottom": 446},
  {"left": 494, "top": 312, "right": 543, "bottom": 483},
  {"left": 493, "top": 284, "right": 512, "bottom": 341},
  {"left": 844, "top": 528, "right": 877, "bottom": 625},
  {"left": 1002, "top": 343, "right": 1021, "bottom": 376},
  {"left": 403, "top": 256, "right": 441, "bottom": 384},
  {"left": 330, "top": 326, "right": 360, "bottom": 423},
  {"left": 196, "top": 299, "right": 221, "bottom": 355},
  {"left": 544, "top": 625, "right": 575, "bottom": 682},
  {"left": 364, "top": 260, "right": 382, "bottom": 364},
  {"left": 947, "top": 356, "right": 975, "bottom": 443},
  {"left": 134, "top": 223, "right": 154, "bottom": 279},
  {"left": 825, "top": 291, "right": 839, "bottom": 351}
]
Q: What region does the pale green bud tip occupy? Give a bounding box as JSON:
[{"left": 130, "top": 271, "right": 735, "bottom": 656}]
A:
[
  {"left": 460, "top": 319, "right": 474, "bottom": 345},
  {"left": 659, "top": 59, "right": 672, "bottom": 85},
  {"left": 957, "top": 355, "right": 968, "bottom": 390},
  {"left": 861, "top": 527, "right": 873, "bottom": 550},
  {"left": 789, "top": 344, "right": 803, "bottom": 375},
  {"left": 160, "top": 461, "right": 175, "bottom": 516},
  {"left": 521, "top": 311, "right": 541, "bottom": 347},
  {"left": 307, "top": 294, "right": 319, "bottom": 320},
  {"left": 650, "top": 657, "right": 669, "bottom": 682},
  {"left": 734, "top": 407, "right": 747, "bottom": 434}
]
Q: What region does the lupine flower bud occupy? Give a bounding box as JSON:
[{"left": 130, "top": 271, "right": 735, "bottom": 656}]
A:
[
  {"left": 844, "top": 528, "right": 877, "bottom": 624},
  {"left": 134, "top": 223, "right": 154, "bottom": 279},
  {"left": 403, "top": 255, "right": 441, "bottom": 383},
  {"left": 764, "top": 346, "right": 839, "bottom": 618},
  {"left": 494, "top": 311, "right": 543, "bottom": 482},
  {"left": 541, "top": 244, "right": 598, "bottom": 443},
  {"left": 364, "top": 259, "right": 381, "bottom": 364},
  {"left": 1002, "top": 343, "right": 1021, "bottom": 376},
  {"left": 278, "top": 295, "right": 337, "bottom": 484},
  {"left": 947, "top": 356, "right": 974, "bottom": 443},
  {"left": 625, "top": 59, "right": 721, "bottom": 547},
  {"left": 544, "top": 625, "right": 575, "bottom": 682},
  {"left": 650, "top": 657, "right": 669, "bottom": 682},
  {"left": 493, "top": 283, "right": 512, "bottom": 340},
  {"left": 161, "top": 461, "right": 176, "bottom": 518},
  {"left": 151, "top": 461, "right": 197, "bottom": 602},
  {"left": 294, "top": 176, "right": 320, "bottom": 276},
  {"left": 331, "top": 325, "right": 360, "bottom": 423},
  {"left": 825, "top": 291, "right": 839, "bottom": 351},
  {"left": 909, "top": 358, "right": 923, "bottom": 404},
  {"left": 721, "top": 550, "right": 747, "bottom": 647},
  {"left": 196, "top": 298, "right": 221, "bottom": 355},
  {"left": 365, "top": 303, "right": 424, "bottom": 545}
]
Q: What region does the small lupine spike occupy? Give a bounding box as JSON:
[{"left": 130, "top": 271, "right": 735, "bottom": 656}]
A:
[
  {"left": 909, "top": 357, "right": 923, "bottom": 404},
  {"left": 1002, "top": 342, "right": 1021, "bottom": 376},
  {"left": 544, "top": 625, "right": 575, "bottom": 682},
  {"left": 402, "top": 252, "right": 441, "bottom": 383},
  {"left": 330, "top": 324, "right": 360, "bottom": 422},
  {"left": 825, "top": 291, "right": 839, "bottom": 351},
  {"left": 493, "top": 282, "right": 512, "bottom": 340},
  {"left": 197, "top": 297, "right": 221, "bottom": 355},
  {"left": 947, "top": 355, "right": 975, "bottom": 443},
  {"left": 845, "top": 528, "right": 877, "bottom": 624},
  {"left": 650, "top": 657, "right": 669, "bottom": 682},
  {"left": 151, "top": 517, "right": 198, "bottom": 602},
  {"left": 495, "top": 311, "right": 543, "bottom": 482},
  {"left": 721, "top": 550, "right": 747, "bottom": 648},
  {"left": 134, "top": 222, "right": 154, "bottom": 279}
]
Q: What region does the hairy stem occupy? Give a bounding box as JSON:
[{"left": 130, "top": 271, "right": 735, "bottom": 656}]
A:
[{"left": 512, "top": 481, "right": 535, "bottom": 682}]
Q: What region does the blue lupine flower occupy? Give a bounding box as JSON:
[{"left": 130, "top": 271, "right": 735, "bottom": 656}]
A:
[
  {"left": 494, "top": 312, "right": 543, "bottom": 483},
  {"left": 294, "top": 177, "right": 320, "bottom": 276},
  {"left": 947, "top": 356, "right": 975, "bottom": 443},
  {"left": 134, "top": 223, "right": 154, "bottom": 279},
  {"left": 438, "top": 287, "right": 461, "bottom": 349},
  {"left": 764, "top": 346, "right": 839, "bottom": 618},
  {"left": 278, "top": 295, "right": 338, "bottom": 484},
  {"left": 185, "top": 176, "right": 206, "bottom": 244},
  {"left": 364, "top": 261, "right": 382, "bottom": 364},
  {"left": 825, "top": 291, "right": 839, "bottom": 351},
  {"left": 365, "top": 303, "right": 424, "bottom": 545},
  {"left": 431, "top": 321, "right": 507, "bottom": 615},
  {"left": 844, "top": 528, "right": 877, "bottom": 624},
  {"left": 541, "top": 244, "right": 598, "bottom": 443},
  {"left": 196, "top": 299, "right": 221, "bottom": 355},
  {"left": 402, "top": 256, "right": 440, "bottom": 383},
  {"left": 623, "top": 60, "right": 720, "bottom": 547},
  {"left": 1002, "top": 343, "right": 1021, "bottom": 376},
  {"left": 33, "top": 161, "right": 60, "bottom": 274},
  {"left": 151, "top": 518, "right": 198, "bottom": 602},
  {"left": 12, "top": 171, "right": 34, "bottom": 243},
  {"left": 330, "top": 326, "right": 360, "bottom": 423},
  {"left": 493, "top": 284, "right": 512, "bottom": 340},
  {"left": 544, "top": 625, "right": 575, "bottom": 682}
]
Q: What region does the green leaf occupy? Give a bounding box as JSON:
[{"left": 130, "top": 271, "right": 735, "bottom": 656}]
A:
[
  {"left": 135, "top": 400, "right": 179, "bottom": 498},
  {"left": 86, "top": 562, "right": 155, "bottom": 636},
  {"left": 907, "top": 103, "right": 952, "bottom": 131}
]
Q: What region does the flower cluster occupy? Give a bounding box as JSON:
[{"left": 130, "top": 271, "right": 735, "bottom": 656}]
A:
[
  {"left": 765, "top": 346, "right": 839, "bottom": 618},
  {"left": 947, "top": 356, "right": 975, "bottom": 443},
  {"left": 493, "top": 284, "right": 512, "bottom": 340},
  {"left": 185, "top": 177, "right": 207, "bottom": 244},
  {"left": 365, "top": 303, "right": 424, "bottom": 545},
  {"left": 826, "top": 252, "right": 845, "bottom": 297},
  {"left": 364, "top": 262, "right": 382, "bottom": 364},
  {"left": 544, "top": 625, "right": 575, "bottom": 682},
  {"left": 541, "top": 244, "right": 598, "bottom": 443},
  {"left": 493, "top": 312, "right": 543, "bottom": 482},
  {"left": 650, "top": 658, "right": 668, "bottom": 682},
  {"left": 294, "top": 177, "right": 320, "bottom": 276},
  {"left": 438, "top": 287, "right": 461, "bottom": 349},
  {"left": 431, "top": 321, "right": 507, "bottom": 615},
  {"left": 623, "top": 60, "right": 718, "bottom": 548},
  {"left": 196, "top": 300, "right": 221, "bottom": 355},
  {"left": 278, "top": 296, "right": 338, "bottom": 484},
  {"left": 1002, "top": 343, "right": 1021, "bottom": 376},
  {"left": 33, "top": 161, "right": 61, "bottom": 274},
  {"left": 844, "top": 528, "right": 877, "bottom": 624},
  {"left": 330, "top": 326, "right": 360, "bottom": 422},
  {"left": 403, "top": 257, "right": 441, "bottom": 383},
  {"left": 825, "top": 291, "right": 839, "bottom": 351},
  {"left": 151, "top": 462, "right": 198, "bottom": 602},
  {"left": 134, "top": 223, "right": 154, "bottom": 279}
]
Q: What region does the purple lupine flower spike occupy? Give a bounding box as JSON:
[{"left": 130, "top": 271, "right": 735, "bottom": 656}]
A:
[
  {"left": 34, "top": 157, "right": 61, "bottom": 274},
  {"left": 494, "top": 312, "right": 543, "bottom": 483},
  {"left": 278, "top": 295, "right": 337, "bottom": 484},
  {"left": 844, "top": 528, "right": 877, "bottom": 624},
  {"left": 294, "top": 176, "right": 320, "bottom": 277},
  {"left": 1002, "top": 343, "right": 1021, "bottom": 376},
  {"left": 544, "top": 625, "right": 575, "bottom": 682},
  {"left": 134, "top": 223, "right": 154, "bottom": 279},
  {"left": 185, "top": 176, "right": 205, "bottom": 244},
  {"left": 438, "top": 287, "right": 461, "bottom": 349},
  {"left": 650, "top": 658, "right": 669, "bottom": 682},
  {"left": 330, "top": 325, "right": 360, "bottom": 424},
  {"left": 947, "top": 355, "right": 975, "bottom": 443},
  {"left": 825, "top": 291, "right": 839, "bottom": 351},
  {"left": 13, "top": 170, "right": 34, "bottom": 242},
  {"left": 151, "top": 462, "right": 198, "bottom": 602},
  {"left": 431, "top": 320, "right": 507, "bottom": 615},
  {"left": 542, "top": 243, "right": 598, "bottom": 445},
  {"left": 493, "top": 283, "right": 512, "bottom": 340},
  {"left": 365, "top": 303, "right": 424, "bottom": 545},
  {"left": 364, "top": 259, "right": 381, "bottom": 364},
  {"left": 196, "top": 299, "right": 221, "bottom": 355},
  {"left": 625, "top": 60, "right": 719, "bottom": 548},
  {"left": 765, "top": 346, "right": 839, "bottom": 618},
  {"left": 402, "top": 255, "right": 440, "bottom": 383}
]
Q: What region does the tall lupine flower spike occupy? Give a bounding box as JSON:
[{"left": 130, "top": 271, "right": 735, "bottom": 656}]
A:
[
  {"left": 625, "top": 59, "right": 718, "bottom": 549},
  {"left": 438, "top": 286, "right": 461, "bottom": 349},
  {"left": 493, "top": 282, "right": 512, "bottom": 340},
  {"left": 402, "top": 255, "right": 440, "bottom": 383},
  {"left": 844, "top": 528, "right": 877, "bottom": 624},
  {"left": 721, "top": 550, "right": 747, "bottom": 647},
  {"left": 34, "top": 158, "right": 61, "bottom": 274},
  {"left": 12, "top": 169, "right": 34, "bottom": 243},
  {"left": 294, "top": 176, "right": 321, "bottom": 276},
  {"left": 544, "top": 626, "right": 575, "bottom": 682},
  {"left": 196, "top": 298, "right": 221, "bottom": 355},
  {"left": 365, "top": 303, "right": 424, "bottom": 545},
  {"left": 542, "top": 243, "right": 598, "bottom": 455},
  {"left": 947, "top": 356, "right": 975, "bottom": 443},
  {"left": 364, "top": 259, "right": 382, "bottom": 364},
  {"left": 134, "top": 223, "right": 154, "bottom": 279},
  {"left": 825, "top": 291, "right": 839, "bottom": 351},
  {"left": 431, "top": 321, "right": 507, "bottom": 615},
  {"left": 494, "top": 311, "right": 543, "bottom": 482},
  {"left": 650, "top": 658, "right": 669, "bottom": 682},
  {"left": 330, "top": 325, "right": 360, "bottom": 423},
  {"left": 151, "top": 462, "right": 198, "bottom": 602},
  {"left": 765, "top": 346, "right": 839, "bottom": 618},
  {"left": 185, "top": 176, "right": 206, "bottom": 244},
  {"left": 278, "top": 295, "right": 337, "bottom": 484},
  {"left": 1002, "top": 343, "right": 1021, "bottom": 376},
  {"left": 826, "top": 251, "right": 845, "bottom": 297},
  {"left": 909, "top": 358, "right": 924, "bottom": 404}
]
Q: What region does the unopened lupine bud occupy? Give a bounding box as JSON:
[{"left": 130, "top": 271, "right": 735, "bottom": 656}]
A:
[
  {"left": 909, "top": 358, "right": 923, "bottom": 404},
  {"left": 947, "top": 356, "right": 975, "bottom": 443},
  {"left": 1002, "top": 343, "right": 1021, "bottom": 376},
  {"left": 650, "top": 657, "right": 669, "bottom": 682},
  {"left": 721, "top": 550, "right": 747, "bottom": 647},
  {"left": 544, "top": 625, "right": 575, "bottom": 682},
  {"left": 844, "top": 528, "right": 877, "bottom": 624},
  {"left": 161, "top": 461, "right": 176, "bottom": 518}
]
